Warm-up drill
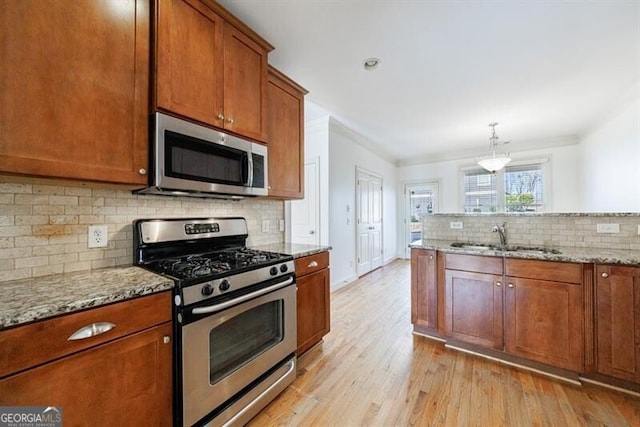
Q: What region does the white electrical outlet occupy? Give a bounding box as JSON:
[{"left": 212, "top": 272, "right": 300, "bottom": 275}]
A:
[
  {"left": 450, "top": 221, "right": 463, "bottom": 230},
  {"left": 88, "top": 225, "right": 108, "bottom": 248},
  {"left": 262, "top": 220, "right": 270, "bottom": 233},
  {"left": 596, "top": 223, "right": 620, "bottom": 233},
  {"left": 279, "top": 219, "right": 285, "bottom": 232},
  {"left": 637, "top": 225, "right": 640, "bottom": 235}
]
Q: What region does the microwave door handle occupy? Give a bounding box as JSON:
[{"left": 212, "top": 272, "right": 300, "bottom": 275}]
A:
[
  {"left": 191, "top": 276, "right": 294, "bottom": 315},
  {"left": 246, "top": 153, "right": 254, "bottom": 187}
]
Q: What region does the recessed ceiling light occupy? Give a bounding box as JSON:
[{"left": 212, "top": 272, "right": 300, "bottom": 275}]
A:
[{"left": 363, "top": 57, "right": 381, "bottom": 71}]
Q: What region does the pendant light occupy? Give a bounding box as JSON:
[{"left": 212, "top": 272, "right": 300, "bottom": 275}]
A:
[{"left": 477, "top": 122, "right": 511, "bottom": 173}]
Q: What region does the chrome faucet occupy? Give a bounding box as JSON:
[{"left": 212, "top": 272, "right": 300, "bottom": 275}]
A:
[{"left": 492, "top": 222, "right": 507, "bottom": 246}]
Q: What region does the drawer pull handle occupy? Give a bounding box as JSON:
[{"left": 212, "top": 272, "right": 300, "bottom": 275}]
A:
[
  {"left": 67, "top": 322, "right": 115, "bottom": 341},
  {"left": 308, "top": 261, "right": 318, "bottom": 268},
  {"left": 601, "top": 272, "right": 609, "bottom": 278}
]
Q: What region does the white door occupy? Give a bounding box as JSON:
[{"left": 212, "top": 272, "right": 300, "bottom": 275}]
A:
[
  {"left": 291, "top": 158, "right": 320, "bottom": 245},
  {"left": 356, "top": 169, "right": 383, "bottom": 277},
  {"left": 404, "top": 182, "right": 439, "bottom": 258}
]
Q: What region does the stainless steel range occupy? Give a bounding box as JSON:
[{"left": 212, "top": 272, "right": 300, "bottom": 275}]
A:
[{"left": 133, "top": 218, "right": 296, "bottom": 427}]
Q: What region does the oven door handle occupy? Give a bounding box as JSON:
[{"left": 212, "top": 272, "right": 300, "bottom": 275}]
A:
[{"left": 191, "top": 276, "right": 294, "bottom": 315}]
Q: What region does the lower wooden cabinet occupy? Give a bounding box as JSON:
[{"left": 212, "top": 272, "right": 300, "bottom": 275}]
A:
[
  {"left": 296, "top": 252, "right": 330, "bottom": 355},
  {"left": 596, "top": 264, "right": 640, "bottom": 383},
  {"left": 410, "top": 249, "right": 438, "bottom": 333},
  {"left": 444, "top": 261, "right": 504, "bottom": 350},
  {"left": 504, "top": 259, "right": 584, "bottom": 372},
  {"left": 0, "top": 292, "right": 173, "bottom": 425}
]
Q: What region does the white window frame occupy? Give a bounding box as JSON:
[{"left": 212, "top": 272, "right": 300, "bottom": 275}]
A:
[{"left": 459, "top": 157, "right": 551, "bottom": 212}]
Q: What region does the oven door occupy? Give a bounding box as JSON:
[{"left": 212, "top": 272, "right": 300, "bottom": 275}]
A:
[{"left": 181, "top": 276, "right": 296, "bottom": 426}]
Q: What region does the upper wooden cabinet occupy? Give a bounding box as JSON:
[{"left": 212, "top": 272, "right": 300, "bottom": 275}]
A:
[
  {"left": 267, "top": 67, "right": 308, "bottom": 199},
  {"left": 0, "top": 0, "right": 149, "bottom": 184},
  {"left": 155, "top": 0, "right": 273, "bottom": 142},
  {"left": 595, "top": 264, "right": 640, "bottom": 383}
]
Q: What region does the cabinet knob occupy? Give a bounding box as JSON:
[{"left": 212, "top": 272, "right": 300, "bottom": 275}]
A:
[
  {"left": 429, "top": 255, "right": 433, "bottom": 260},
  {"left": 508, "top": 283, "right": 514, "bottom": 288},
  {"left": 163, "top": 335, "right": 171, "bottom": 344},
  {"left": 217, "top": 114, "right": 224, "bottom": 121},
  {"left": 138, "top": 168, "right": 147, "bottom": 175},
  {"left": 496, "top": 281, "right": 502, "bottom": 287},
  {"left": 308, "top": 260, "right": 318, "bottom": 268},
  {"left": 601, "top": 272, "right": 609, "bottom": 278},
  {"left": 227, "top": 117, "right": 234, "bottom": 124}
]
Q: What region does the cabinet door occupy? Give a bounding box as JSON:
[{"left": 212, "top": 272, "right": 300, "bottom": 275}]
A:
[
  {"left": 505, "top": 277, "right": 584, "bottom": 371},
  {"left": 596, "top": 265, "right": 640, "bottom": 382},
  {"left": 411, "top": 249, "right": 437, "bottom": 332},
  {"left": 297, "top": 268, "right": 330, "bottom": 355},
  {"left": 0, "top": 0, "right": 149, "bottom": 185},
  {"left": 0, "top": 323, "right": 173, "bottom": 426},
  {"left": 223, "top": 24, "right": 268, "bottom": 142},
  {"left": 155, "top": 0, "right": 224, "bottom": 127},
  {"left": 445, "top": 269, "right": 503, "bottom": 349},
  {"left": 267, "top": 68, "right": 306, "bottom": 199}
]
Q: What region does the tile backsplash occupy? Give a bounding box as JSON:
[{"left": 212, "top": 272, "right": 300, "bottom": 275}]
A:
[
  {"left": 0, "top": 177, "right": 284, "bottom": 283},
  {"left": 422, "top": 213, "right": 640, "bottom": 251}
]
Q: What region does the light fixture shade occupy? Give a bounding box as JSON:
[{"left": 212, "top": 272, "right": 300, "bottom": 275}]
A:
[{"left": 477, "top": 154, "right": 511, "bottom": 173}]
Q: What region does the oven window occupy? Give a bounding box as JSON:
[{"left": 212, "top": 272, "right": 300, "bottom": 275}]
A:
[
  {"left": 209, "top": 300, "right": 284, "bottom": 384},
  {"left": 165, "top": 130, "right": 247, "bottom": 185}
]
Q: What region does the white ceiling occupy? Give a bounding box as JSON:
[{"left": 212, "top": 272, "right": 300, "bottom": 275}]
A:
[{"left": 218, "top": 0, "right": 640, "bottom": 165}]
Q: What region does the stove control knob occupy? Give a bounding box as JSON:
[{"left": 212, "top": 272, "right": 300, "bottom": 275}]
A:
[
  {"left": 201, "top": 284, "right": 214, "bottom": 296},
  {"left": 280, "top": 264, "right": 288, "bottom": 273},
  {"left": 219, "top": 279, "right": 231, "bottom": 292},
  {"left": 270, "top": 266, "right": 278, "bottom": 276}
]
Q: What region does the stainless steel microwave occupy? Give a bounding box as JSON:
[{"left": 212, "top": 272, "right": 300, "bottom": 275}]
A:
[{"left": 136, "top": 113, "right": 267, "bottom": 198}]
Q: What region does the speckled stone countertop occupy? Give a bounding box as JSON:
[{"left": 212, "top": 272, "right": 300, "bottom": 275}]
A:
[
  {"left": 252, "top": 243, "right": 332, "bottom": 259},
  {"left": 0, "top": 266, "right": 173, "bottom": 330},
  {"left": 410, "top": 239, "right": 640, "bottom": 266}
]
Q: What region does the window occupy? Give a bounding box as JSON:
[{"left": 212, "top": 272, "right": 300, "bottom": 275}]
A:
[{"left": 463, "top": 162, "right": 546, "bottom": 212}]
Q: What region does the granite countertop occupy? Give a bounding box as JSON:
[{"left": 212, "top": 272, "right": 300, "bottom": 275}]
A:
[
  {"left": 410, "top": 239, "right": 640, "bottom": 266},
  {"left": 252, "top": 242, "right": 332, "bottom": 259},
  {"left": 0, "top": 266, "right": 174, "bottom": 330}
]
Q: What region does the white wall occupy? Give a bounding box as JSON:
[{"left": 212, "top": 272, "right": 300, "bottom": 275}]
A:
[
  {"left": 327, "top": 118, "right": 397, "bottom": 290},
  {"left": 396, "top": 144, "right": 582, "bottom": 213},
  {"left": 578, "top": 93, "right": 640, "bottom": 212}
]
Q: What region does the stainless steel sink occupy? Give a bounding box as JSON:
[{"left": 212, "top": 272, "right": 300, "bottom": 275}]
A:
[
  {"left": 450, "top": 242, "right": 561, "bottom": 254},
  {"left": 450, "top": 242, "right": 500, "bottom": 251},
  {"left": 503, "top": 245, "right": 562, "bottom": 254}
]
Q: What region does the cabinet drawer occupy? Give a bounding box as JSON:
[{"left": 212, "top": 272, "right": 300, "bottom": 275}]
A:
[
  {"left": 505, "top": 259, "right": 582, "bottom": 284},
  {"left": 295, "top": 252, "right": 329, "bottom": 277},
  {"left": 0, "top": 291, "right": 171, "bottom": 378},
  {"left": 445, "top": 253, "right": 503, "bottom": 275}
]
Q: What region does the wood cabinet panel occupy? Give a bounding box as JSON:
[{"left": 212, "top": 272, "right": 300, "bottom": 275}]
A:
[
  {"left": 154, "top": 0, "right": 270, "bottom": 142},
  {"left": 267, "top": 67, "right": 307, "bottom": 199},
  {"left": 0, "top": 322, "right": 173, "bottom": 426},
  {"left": 411, "top": 249, "right": 437, "bottom": 332},
  {"left": 445, "top": 269, "right": 504, "bottom": 349},
  {"left": 223, "top": 25, "right": 268, "bottom": 141},
  {"left": 0, "top": 291, "right": 172, "bottom": 378},
  {"left": 294, "top": 251, "right": 329, "bottom": 277},
  {"left": 0, "top": 0, "right": 149, "bottom": 184},
  {"left": 505, "top": 277, "right": 584, "bottom": 371},
  {"left": 155, "top": 0, "right": 224, "bottom": 126},
  {"left": 596, "top": 265, "right": 640, "bottom": 383},
  {"left": 445, "top": 253, "right": 503, "bottom": 275},
  {"left": 297, "top": 267, "right": 330, "bottom": 355},
  {"left": 506, "top": 258, "right": 582, "bottom": 284}
]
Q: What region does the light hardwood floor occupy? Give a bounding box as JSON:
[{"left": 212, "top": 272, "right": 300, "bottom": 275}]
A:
[{"left": 249, "top": 259, "right": 640, "bottom": 426}]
